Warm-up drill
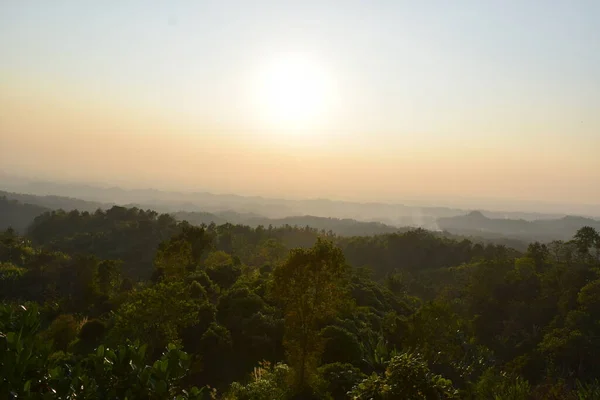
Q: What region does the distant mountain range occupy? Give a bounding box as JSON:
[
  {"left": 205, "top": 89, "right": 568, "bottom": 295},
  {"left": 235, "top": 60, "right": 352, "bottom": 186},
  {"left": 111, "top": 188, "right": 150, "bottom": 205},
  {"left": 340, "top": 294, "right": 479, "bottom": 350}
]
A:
[
  {"left": 1, "top": 185, "right": 598, "bottom": 245},
  {"left": 0, "top": 191, "right": 403, "bottom": 237},
  {"left": 1, "top": 179, "right": 586, "bottom": 225},
  {"left": 1, "top": 175, "right": 599, "bottom": 243}
]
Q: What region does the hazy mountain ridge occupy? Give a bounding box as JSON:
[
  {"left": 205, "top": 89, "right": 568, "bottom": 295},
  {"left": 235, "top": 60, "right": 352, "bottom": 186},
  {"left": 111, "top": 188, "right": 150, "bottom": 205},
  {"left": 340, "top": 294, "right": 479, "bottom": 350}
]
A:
[
  {"left": 0, "top": 196, "right": 49, "bottom": 233},
  {"left": 1, "top": 182, "right": 599, "bottom": 242},
  {"left": 173, "top": 211, "right": 403, "bottom": 237},
  {"left": 1, "top": 179, "right": 589, "bottom": 223},
  {"left": 0, "top": 190, "right": 111, "bottom": 212},
  {"left": 438, "top": 210, "right": 600, "bottom": 241},
  {"left": 0, "top": 191, "right": 403, "bottom": 237}
]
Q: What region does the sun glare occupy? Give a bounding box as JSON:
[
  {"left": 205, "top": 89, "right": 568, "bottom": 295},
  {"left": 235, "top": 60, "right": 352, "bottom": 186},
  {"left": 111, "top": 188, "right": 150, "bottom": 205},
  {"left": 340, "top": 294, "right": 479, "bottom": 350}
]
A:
[{"left": 253, "top": 53, "right": 334, "bottom": 132}]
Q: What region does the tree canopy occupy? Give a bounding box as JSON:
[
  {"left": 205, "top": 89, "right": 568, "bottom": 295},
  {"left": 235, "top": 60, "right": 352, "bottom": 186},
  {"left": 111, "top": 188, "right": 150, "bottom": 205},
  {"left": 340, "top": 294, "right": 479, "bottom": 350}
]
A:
[{"left": 1, "top": 204, "right": 600, "bottom": 399}]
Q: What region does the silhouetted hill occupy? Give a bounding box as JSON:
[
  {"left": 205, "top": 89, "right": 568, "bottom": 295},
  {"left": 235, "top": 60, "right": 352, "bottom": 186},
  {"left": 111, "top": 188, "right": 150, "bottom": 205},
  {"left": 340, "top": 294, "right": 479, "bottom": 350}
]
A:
[
  {"left": 173, "top": 211, "right": 402, "bottom": 237},
  {"left": 0, "top": 191, "right": 401, "bottom": 238},
  {"left": 0, "top": 190, "right": 109, "bottom": 212},
  {"left": 437, "top": 211, "right": 600, "bottom": 241},
  {"left": 0, "top": 191, "right": 115, "bottom": 234},
  {"left": 0, "top": 196, "right": 49, "bottom": 233}
]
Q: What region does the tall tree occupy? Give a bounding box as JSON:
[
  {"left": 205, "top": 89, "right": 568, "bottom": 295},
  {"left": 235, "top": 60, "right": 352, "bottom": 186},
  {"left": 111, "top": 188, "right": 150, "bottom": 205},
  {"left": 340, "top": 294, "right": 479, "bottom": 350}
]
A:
[
  {"left": 573, "top": 226, "right": 600, "bottom": 261},
  {"left": 272, "top": 238, "right": 349, "bottom": 390},
  {"left": 154, "top": 225, "right": 212, "bottom": 281}
]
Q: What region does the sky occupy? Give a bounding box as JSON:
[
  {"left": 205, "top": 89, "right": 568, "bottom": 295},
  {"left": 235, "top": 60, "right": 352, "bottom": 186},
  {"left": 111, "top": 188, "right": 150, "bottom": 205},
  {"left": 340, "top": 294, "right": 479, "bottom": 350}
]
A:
[{"left": 1, "top": 1, "right": 599, "bottom": 209}]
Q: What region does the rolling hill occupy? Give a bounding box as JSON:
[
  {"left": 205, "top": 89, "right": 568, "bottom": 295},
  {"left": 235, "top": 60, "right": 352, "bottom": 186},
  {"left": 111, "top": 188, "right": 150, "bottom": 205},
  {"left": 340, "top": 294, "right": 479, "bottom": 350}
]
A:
[{"left": 438, "top": 210, "right": 600, "bottom": 241}]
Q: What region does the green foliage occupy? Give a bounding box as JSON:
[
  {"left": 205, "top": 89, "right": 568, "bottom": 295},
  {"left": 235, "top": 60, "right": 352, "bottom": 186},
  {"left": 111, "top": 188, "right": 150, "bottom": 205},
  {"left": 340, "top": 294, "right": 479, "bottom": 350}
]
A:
[
  {"left": 273, "top": 238, "right": 350, "bottom": 389},
  {"left": 79, "top": 318, "right": 106, "bottom": 342},
  {"left": 358, "top": 332, "right": 400, "bottom": 374},
  {"left": 70, "top": 318, "right": 107, "bottom": 355},
  {"left": 472, "top": 368, "right": 531, "bottom": 400},
  {"left": 42, "top": 313, "right": 79, "bottom": 351},
  {"left": 0, "top": 262, "right": 27, "bottom": 299},
  {"left": 0, "top": 302, "right": 207, "bottom": 399},
  {"left": 317, "top": 362, "right": 366, "bottom": 399},
  {"left": 573, "top": 226, "right": 600, "bottom": 257},
  {"left": 76, "top": 342, "right": 207, "bottom": 399},
  {"left": 0, "top": 303, "right": 49, "bottom": 398},
  {"left": 206, "top": 261, "right": 241, "bottom": 290},
  {"left": 578, "top": 279, "right": 600, "bottom": 313},
  {"left": 154, "top": 225, "right": 212, "bottom": 281},
  {"left": 320, "top": 325, "right": 362, "bottom": 365},
  {"left": 405, "top": 301, "right": 492, "bottom": 387},
  {"left": 350, "top": 352, "right": 459, "bottom": 399},
  {"left": 27, "top": 207, "right": 181, "bottom": 279},
  {"left": 186, "top": 270, "right": 220, "bottom": 300},
  {"left": 205, "top": 250, "right": 234, "bottom": 269},
  {"left": 190, "top": 280, "right": 208, "bottom": 300},
  {"left": 226, "top": 362, "right": 291, "bottom": 400},
  {"left": 110, "top": 281, "right": 199, "bottom": 353},
  {"left": 3, "top": 205, "right": 600, "bottom": 397},
  {"left": 200, "top": 322, "right": 233, "bottom": 354},
  {"left": 216, "top": 285, "right": 283, "bottom": 375},
  {"left": 575, "top": 379, "right": 600, "bottom": 400},
  {"left": 0, "top": 235, "right": 124, "bottom": 315},
  {"left": 181, "top": 301, "right": 218, "bottom": 359},
  {"left": 198, "top": 322, "right": 234, "bottom": 387},
  {"left": 0, "top": 262, "right": 26, "bottom": 281},
  {"left": 95, "top": 259, "right": 122, "bottom": 296}
]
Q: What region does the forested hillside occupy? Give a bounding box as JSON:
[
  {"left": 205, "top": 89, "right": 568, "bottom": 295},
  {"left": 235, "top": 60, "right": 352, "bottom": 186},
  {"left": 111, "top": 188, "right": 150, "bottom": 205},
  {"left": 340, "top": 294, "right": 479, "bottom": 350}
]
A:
[
  {"left": 3, "top": 190, "right": 596, "bottom": 245},
  {"left": 2, "top": 204, "right": 600, "bottom": 398},
  {"left": 174, "top": 211, "right": 402, "bottom": 236},
  {"left": 1, "top": 191, "right": 402, "bottom": 238},
  {"left": 439, "top": 211, "right": 600, "bottom": 242},
  {"left": 0, "top": 196, "right": 48, "bottom": 233},
  {"left": 24, "top": 206, "right": 519, "bottom": 281},
  {"left": 0, "top": 190, "right": 109, "bottom": 213}
]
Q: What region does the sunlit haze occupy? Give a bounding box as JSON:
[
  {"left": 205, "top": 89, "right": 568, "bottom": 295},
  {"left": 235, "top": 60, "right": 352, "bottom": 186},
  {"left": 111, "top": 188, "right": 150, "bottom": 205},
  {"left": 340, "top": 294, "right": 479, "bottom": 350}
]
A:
[{"left": 1, "top": 1, "right": 599, "bottom": 211}]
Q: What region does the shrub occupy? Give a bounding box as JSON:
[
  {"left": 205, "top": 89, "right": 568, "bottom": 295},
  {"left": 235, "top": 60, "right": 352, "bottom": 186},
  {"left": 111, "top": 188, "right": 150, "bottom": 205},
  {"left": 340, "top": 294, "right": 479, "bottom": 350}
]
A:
[
  {"left": 317, "top": 362, "right": 365, "bottom": 399},
  {"left": 79, "top": 318, "right": 106, "bottom": 342},
  {"left": 44, "top": 314, "right": 79, "bottom": 351},
  {"left": 226, "top": 362, "right": 291, "bottom": 400}
]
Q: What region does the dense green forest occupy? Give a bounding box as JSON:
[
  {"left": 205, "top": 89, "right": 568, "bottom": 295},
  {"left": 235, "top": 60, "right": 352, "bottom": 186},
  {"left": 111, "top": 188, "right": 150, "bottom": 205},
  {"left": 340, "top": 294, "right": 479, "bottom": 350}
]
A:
[{"left": 2, "top": 204, "right": 600, "bottom": 399}]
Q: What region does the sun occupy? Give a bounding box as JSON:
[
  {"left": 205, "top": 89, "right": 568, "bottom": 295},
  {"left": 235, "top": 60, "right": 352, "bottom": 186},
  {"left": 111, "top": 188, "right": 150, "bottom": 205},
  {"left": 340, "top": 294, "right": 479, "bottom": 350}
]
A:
[{"left": 253, "top": 53, "right": 334, "bottom": 131}]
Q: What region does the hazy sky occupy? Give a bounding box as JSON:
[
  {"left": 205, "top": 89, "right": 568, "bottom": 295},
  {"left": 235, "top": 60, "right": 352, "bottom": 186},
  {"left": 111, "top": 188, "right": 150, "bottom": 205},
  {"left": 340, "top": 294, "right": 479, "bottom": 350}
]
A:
[{"left": 1, "top": 1, "right": 599, "bottom": 207}]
